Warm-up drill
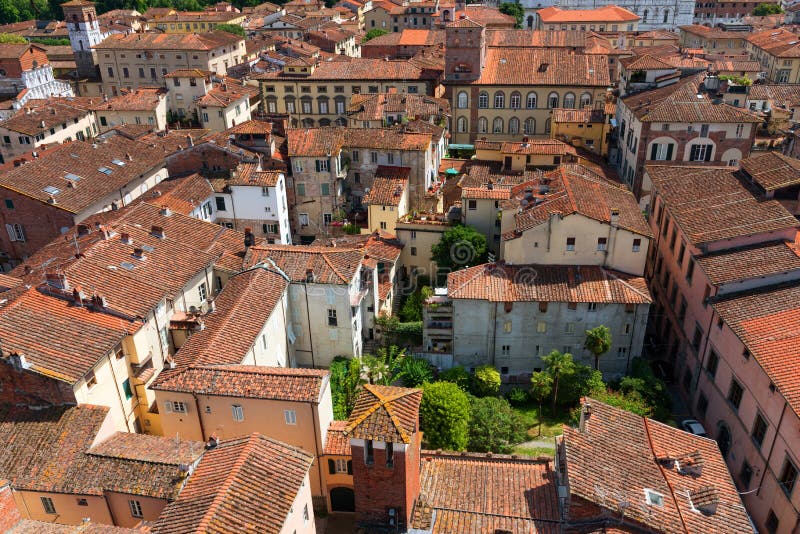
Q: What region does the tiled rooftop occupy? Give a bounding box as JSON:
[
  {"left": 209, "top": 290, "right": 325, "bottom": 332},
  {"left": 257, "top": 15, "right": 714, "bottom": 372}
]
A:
[
  {"left": 467, "top": 47, "right": 610, "bottom": 87},
  {"left": 447, "top": 263, "right": 652, "bottom": 304},
  {"left": 323, "top": 420, "right": 351, "bottom": 456},
  {"left": 153, "top": 433, "right": 314, "bottom": 534},
  {"left": 256, "top": 56, "right": 435, "bottom": 81},
  {"left": 697, "top": 240, "right": 800, "bottom": 286},
  {"left": 647, "top": 164, "right": 798, "bottom": 245},
  {"left": 740, "top": 151, "right": 800, "bottom": 191},
  {"left": 196, "top": 79, "right": 259, "bottom": 108},
  {"left": 345, "top": 384, "right": 422, "bottom": 443},
  {"left": 0, "top": 137, "right": 165, "bottom": 215},
  {"left": 747, "top": 27, "right": 800, "bottom": 58},
  {"left": 88, "top": 431, "right": 203, "bottom": 465},
  {"left": 95, "top": 30, "right": 243, "bottom": 51},
  {"left": 538, "top": 5, "right": 639, "bottom": 22},
  {"left": 363, "top": 175, "right": 408, "bottom": 206},
  {"left": 411, "top": 452, "right": 559, "bottom": 532},
  {"left": 153, "top": 365, "right": 329, "bottom": 402},
  {"left": 245, "top": 244, "right": 365, "bottom": 284},
  {"left": 486, "top": 29, "right": 587, "bottom": 48},
  {"left": 347, "top": 92, "right": 449, "bottom": 122},
  {"left": 563, "top": 398, "right": 752, "bottom": 532},
  {"left": 0, "top": 100, "right": 92, "bottom": 135}
]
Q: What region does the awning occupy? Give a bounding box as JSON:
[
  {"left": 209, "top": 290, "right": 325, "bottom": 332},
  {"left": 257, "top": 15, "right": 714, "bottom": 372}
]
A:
[{"left": 448, "top": 143, "right": 475, "bottom": 150}]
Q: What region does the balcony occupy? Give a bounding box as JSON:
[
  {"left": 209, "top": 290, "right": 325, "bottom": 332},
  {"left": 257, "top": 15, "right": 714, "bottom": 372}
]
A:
[{"left": 426, "top": 320, "right": 453, "bottom": 331}]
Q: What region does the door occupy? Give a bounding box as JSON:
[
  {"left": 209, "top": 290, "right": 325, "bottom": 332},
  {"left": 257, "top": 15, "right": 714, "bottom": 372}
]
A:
[
  {"left": 504, "top": 156, "right": 512, "bottom": 170},
  {"left": 330, "top": 487, "right": 355, "bottom": 512}
]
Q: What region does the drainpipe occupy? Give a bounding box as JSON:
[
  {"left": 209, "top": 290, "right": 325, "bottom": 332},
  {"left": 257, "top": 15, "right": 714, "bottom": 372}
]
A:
[
  {"left": 304, "top": 283, "right": 316, "bottom": 368},
  {"left": 191, "top": 392, "right": 208, "bottom": 440},
  {"left": 758, "top": 400, "right": 787, "bottom": 498},
  {"left": 105, "top": 352, "right": 133, "bottom": 433},
  {"left": 310, "top": 400, "right": 325, "bottom": 509}
]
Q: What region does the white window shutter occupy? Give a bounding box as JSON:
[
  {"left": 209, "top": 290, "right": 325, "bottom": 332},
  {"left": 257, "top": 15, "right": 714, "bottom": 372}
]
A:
[
  {"left": 164, "top": 401, "right": 173, "bottom": 413},
  {"left": 14, "top": 225, "right": 24, "bottom": 242},
  {"left": 5, "top": 224, "right": 16, "bottom": 242}
]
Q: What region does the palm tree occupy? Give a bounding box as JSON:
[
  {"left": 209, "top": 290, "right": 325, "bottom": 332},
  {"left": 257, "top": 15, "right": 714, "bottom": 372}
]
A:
[
  {"left": 530, "top": 372, "right": 553, "bottom": 436},
  {"left": 584, "top": 325, "right": 612, "bottom": 372},
  {"left": 543, "top": 350, "right": 575, "bottom": 411}
]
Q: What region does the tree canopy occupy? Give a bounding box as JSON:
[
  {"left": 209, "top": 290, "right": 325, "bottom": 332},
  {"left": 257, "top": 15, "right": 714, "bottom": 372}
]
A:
[
  {"left": 0, "top": 33, "right": 28, "bottom": 44},
  {"left": 420, "top": 381, "right": 470, "bottom": 450},
  {"left": 363, "top": 28, "right": 388, "bottom": 42},
  {"left": 752, "top": 2, "right": 782, "bottom": 15},
  {"left": 584, "top": 325, "right": 612, "bottom": 371},
  {"left": 431, "top": 224, "right": 488, "bottom": 274},
  {"left": 467, "top": 396, "right": 527, "bottom": 453},
  {"left": 498, "top": 2, "right": 524, "bottom": 29},
  {"left": 214, "top": 23, "right": 245, "bottom": 37}
]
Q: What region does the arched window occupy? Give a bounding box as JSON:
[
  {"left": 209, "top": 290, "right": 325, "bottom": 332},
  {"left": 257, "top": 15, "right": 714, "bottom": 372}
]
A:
[
  {"left": 527, "top": 15, "right": 534, "bottom": 28},
  {"left": 319, "top": 118, "right": 331, "bottom": 126},
  {"left": 563, "top": 93, "right": 576, "bottom": 109},
  {"left": 716, "top": 422, "right": 732, "bottom": 458},
  {"left": 548, "top": 92, "right": 559, "bottom": 108},
  {"left": 526, "top": 92, "right": 537, "bottom": 109},
  {"left": 478, "top": 92, "right": 488, "bottom": 108},
  {"left": 508, "top": 117, "right": 520, "bottom": 134},
  {"left": 457, "top": 116, "right": 468, "bottom": 133},
  {"left": 545, "top": 118, "right": 551, "bottom": 134},
  {"left": 477, "top": 117, "right": 488, "bottom": 133},
  {"left": 523, "top": 118, "right": 535, "bottom": 135},
  {"left": 457, "top": 91, "right": 468, "bottom": 109},
  {"left": 510, "top": 92, "right": 521, "bottom": 109},
  {"left": 494, "top": 91, "right": 505, "bottom": 108},
  {"left": 580, "top": 93, "right": 592, "bottom": 108},
  {"left": 492, "top": 117, "right": 504, "bottom": 133},
  {"left": 317, "top": 96, "right": 329, "bottom": 115},
  {"left": 663, "top": 9, "right": 670, "bottom": 23},
  {"left": 643, "top": 9, "right": 648, "bottom": 22},
  {"left": 443, "top": 9, "right": 451, "bottom": 21}
]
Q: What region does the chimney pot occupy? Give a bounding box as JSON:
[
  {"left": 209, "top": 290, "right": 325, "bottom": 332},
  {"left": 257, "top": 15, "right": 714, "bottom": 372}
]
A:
[
  {"left": 120, "top": 232, "right": 132, "bottom": 244},
  {"left": 151, "top": 225, "right": 165, "bottom": 238},
  {"left": 133, "top": 247, "right": 145, "bottom": 259},
  {"left": 159, "top": 206, "right": 172, "bottom": 217}
]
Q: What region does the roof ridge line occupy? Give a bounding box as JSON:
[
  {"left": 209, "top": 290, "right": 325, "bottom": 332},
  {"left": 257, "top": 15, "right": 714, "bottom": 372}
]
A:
[
  {"left": 604, "top": 270, "right": 652, "bottom": 302},
  {"left": 321, "top": 252, "right": 350, "bottom": 284}
]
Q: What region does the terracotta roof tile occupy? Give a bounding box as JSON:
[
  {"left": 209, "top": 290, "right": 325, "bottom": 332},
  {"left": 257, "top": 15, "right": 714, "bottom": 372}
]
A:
[
  {"left": 153, "top": 433, "right": 314, "bottom": 534},
  {"left": 740, "top": 151, "right": 800, "bottom": 191},
  {"left": 363, "top": 175, "right": 408, "bottom": 206},
  {"left": 538, "top": 5, "right": 639, "bottom": 22},
  {"left": 245, "top": 244, "right": 364, "bottom": 283},
  {"left": 0, "top": 100, "right": 92, "bottom": 136},
  {"left": 646, "top": 165, "right": 798, "bottom": 245},
  {"left": 196, "top": 79, "right": 258, "bottom": 108},
  {"left": 347, "top": 92, "right": 449, "bottom": 122},
  {"left": 90, "top": 87, "right": 166, "bottom": 111},
  {"left": 619, "top": 53, "right": 675, "bottom": 70},
  {"left": 345, "top": 384, "right": 422, "bottom": 443},
  {"left": 551, "top": 107, "right": 607, "bottom": 124},
  {"left": 563, "top": 398, "right": 752, "bottom": 533},
  {"left": 712, "top": 282, "right": 800, "bottom": 418},
  {"left": 228, "top": 163, "right": 282, "bottom": 187},
  {"left": 153, "top": 365, "right": 328, "bottom": 402},
  {"left": 746, "top": 84, "right": 800, "bottom": 107},
  {"left": 447, "top": 263, "right": 651, "bottom": 304},
  {"left": 747, "top": 28, "right": 800, "bottom": 58},
  {"left": 461, "top": 186, "right": 510, "bottom": 200},
  {"left": 412, "top": 451, "right": 559, "bottom": 531},
  {"left": 88, "top": 431, "right": 203, "bottom": 465},
  {"left": 697, "top": 240, "right": 800, "bottom": 285},
  {"left": 323, "top": 420, "right": 351, "bottom": 455},
  {"left": 256, "top": 56, "right": 435, "bottom": 82},
  {"left": 95, "top": 30, "right": 243, "bottom": 51},
  {"left": 468, "top": 47, "right": 609, "bottom": 86},
  {"left": 0, "top": 137, "right": 165, "bottom": 215},
  {"left": 137, "top": 173, "right": 215, "bottom": 216},
  {"left": 485, "top": 29, "right": 587, "bottom": 48}
]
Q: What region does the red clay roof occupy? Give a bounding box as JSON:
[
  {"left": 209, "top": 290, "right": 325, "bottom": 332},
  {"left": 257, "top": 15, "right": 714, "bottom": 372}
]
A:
[
  {"left": 345, "top": 384, "right": 422, "bottom": 443},
  {"left": 467, "top": 47, "right": 610, "bottom": 87},
  {"left": 95, "top": 30, "right": 243, "bottom": 51},
  {"left": 363, "top": 175, "right": 408, "bottom": 206},
  {"left": 447, "top": 263, "right": 651, "bottom": 304},
  {"left": 740, "top": 151, "right": 800, "bottom": 191},
  {"left": 323, "top": 420, "right": 351, "bottom": 456},
  {"left": 152, "top": 365, "right": 329, "bottom": 402},
  {"left": 563, "top": 398, "right": 752, "bottom": 532},
  {"left": 153, "top": 433, "right": 314, "bottom": 534},
  {"left": 538, "top": 5, "right": 640, "bottom": 23},
  {"left": 747, "top": 27, "right": 800, "bottom": 58},
  {"left": 461, "top": 186, "right": 511, "bottom": 200},
  {"left": 696, "top": 240, "right": 800, "bottom": 286},
  {"left": 246, "top": 244, "right": 364, "bottom": 284}
]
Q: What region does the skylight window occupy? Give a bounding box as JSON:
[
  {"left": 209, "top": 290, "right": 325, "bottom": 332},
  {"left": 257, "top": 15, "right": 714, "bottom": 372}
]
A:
[
  {"left": 98, "top": 167, "right": 113, "bottom": 175},
  {"left": 644, "top": 489, "right": 664, "bottom": 506},
  {"left": 141, "top": 244, "right": 154, "bottom": 252},
  {"left": 43, "top": 186, "right": 60, "bottom": 195},
  {"left": 120, "top": 262, "right": 136, "bottom": 271},
  {"left": 111, "top": 158, "right": 126, "bottom": 166},
  {"left": 65, "top": 172, "right": 82, "bottom": 181}
]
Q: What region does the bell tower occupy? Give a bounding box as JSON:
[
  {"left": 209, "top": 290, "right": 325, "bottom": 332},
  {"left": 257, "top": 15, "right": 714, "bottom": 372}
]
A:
[
  {"left": 444, "top": 16, "right": 486, "bottom": 81},
  {"left": 62, "top": 0, "right": 103, "bottom": 79}
]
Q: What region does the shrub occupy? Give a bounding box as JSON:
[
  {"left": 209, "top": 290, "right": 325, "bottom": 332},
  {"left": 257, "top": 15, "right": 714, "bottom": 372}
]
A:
[
  {"left": 396, "top": 357, "right": 434, "bottom": 387},
  {"left": 420, "top": 382, "right": 470, "bottom": 450},
  {"left": 506, "top": 387, "right": 529, "bottom": 407},
  {"left": 471, "top": 365, "right": 501, "bottom": 397},
  {"left": 438, "top": 366, "right": 470, "bottom": 390},
  {"left": 467, "top": 396, "right": 527, "bottom": 453}
]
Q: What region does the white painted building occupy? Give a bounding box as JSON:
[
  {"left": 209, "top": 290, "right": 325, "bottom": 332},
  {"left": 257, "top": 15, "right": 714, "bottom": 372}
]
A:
[{"left": 518, "top": 0, "right": 693, "bottom": 31}]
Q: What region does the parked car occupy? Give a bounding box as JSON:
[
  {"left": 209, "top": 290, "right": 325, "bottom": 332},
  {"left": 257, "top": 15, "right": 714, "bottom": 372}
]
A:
[
  {"left": 681, "top": 419, "right": 707, "bottom": 438},
  {"left": 649, "top": 359, "right": 674, "bottom": 383}
]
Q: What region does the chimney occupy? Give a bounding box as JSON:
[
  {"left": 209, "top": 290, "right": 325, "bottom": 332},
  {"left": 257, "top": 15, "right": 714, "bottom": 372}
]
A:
[
  {"left": 77, "top": 224, "right": 90, "bottom": 236},
  {"left": 47, "top": 195, "right": 57, "bottom": 205},
  {"left": 120, "top": 232, "right": 132, "bottom": 244},
  {"left": 186, "top": 134, "right": 194, "bottom": 147},
  {"left": 125, "top": 153, "right": 132, "bottom": 161},
  {"left": 151, "top": 225, "right": 165, "bottom": 238},
  {"left": 610, "top": 207, "right": 620, "bottom": 227},
  {"left": 39, "top": 120, "right": 46, "bottom": 128},
  {"left": 578, "top": 401, "right": 592, "bottom": 432},
  {"left": 45, "top": 271, "right": 70, "bottom": 290},
  {"left": 91, "top": 293, "right": 108, "bottom": 309},
  {"left": 72, "top": 285, "right": 85, "bottom": 305},
  {"left": 133, "top": 247, "right": 146, "bottom": 260},
  {"left": 305, "top": 268, "right": 314, "bottom": 283},
  {"left": 160, "top": 205, "right": 172, "bottom": 217},
  {"left": 244, "top": 227, "right": 255, "bottom": 247}
]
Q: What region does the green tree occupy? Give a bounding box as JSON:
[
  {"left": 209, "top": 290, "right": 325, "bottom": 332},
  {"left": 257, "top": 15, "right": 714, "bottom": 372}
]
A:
[
  {"left": 559, "top": 364, "right": 605, "bottom": 406},
  {"left": 431, "top": 224, "right": 488, "bottom": 274},
  {"left": 752, "top": 2, "right": 782, "bottom": 15},
  {"left": 0, "top": 33, "right": 27, "bottom": 44},
  {"left": 471, "top": 365, "right": 501, "bottom": 397},
  {"left": 589, "top": 389, "right": 653, "bottom": 418},
  {"left": 584, "top": 325, "right": 612, "bottom": 371},
  {"left": 0, "top": 3, "right": 21, "bottom": 25},
  {"left": 215, "top": 23, "right": 245, "bottom": 37},
  {"left": 363, "top": 28, "right": 388, "bottom": 42},
  {"left": 543, "top": 350, "right": 576, "bottom": 410},
  {"left": 498, "top": 2, "right": 525, "bottom": 28},
  {"left": 395, "top": 357, "right": 434, "bottom": 387},
  {"left": 438, "top": 365, "right": 470, "bottom": 390},
  {"left": 400, "top": 285, "right": 432, "bottom": 322},
  {"left": 330, "top": 356, "right": 364, "bottom": 419},
  {"left": 467, "top": 396, "right": 527, "bottom": 453},
  {"left": 529, "top": 371, "right": 553, "bottom": 435},
  {"left": 359, "top": 354, "right": 392, "bottom": 385},
  {"left": 419, "top": 381, "right": 470, "bottom": 450}
]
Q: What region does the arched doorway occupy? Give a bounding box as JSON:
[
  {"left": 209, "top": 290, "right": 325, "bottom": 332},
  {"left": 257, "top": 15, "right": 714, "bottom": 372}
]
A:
[{"left": 330, "top": 487, "right": 355, "bottom": 512}]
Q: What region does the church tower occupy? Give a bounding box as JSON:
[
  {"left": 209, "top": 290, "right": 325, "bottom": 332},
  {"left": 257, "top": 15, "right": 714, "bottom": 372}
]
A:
[{"left": 62, "top": 0, "right": 103, "bottom": 79}]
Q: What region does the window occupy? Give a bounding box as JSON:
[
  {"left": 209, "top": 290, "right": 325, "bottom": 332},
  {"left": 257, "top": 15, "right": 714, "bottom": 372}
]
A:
[
  {"left": 696, "top": 392, "right": 708, "bottom": 417},
  {"left": 328, "top": 309, "right": 338, "bottom": 326},
  {"left": 632, "top": 238, "right": 641, "bottom": 252},
  {"left": 700, "top": 124, "right": 710, "bottom": 137},
  {"left": 107, "top": 66, "right": 114, "bottom": 77},
  {"left": 303, "top": 504, "right": 309, "bottom": 524},
  {"left": 334, "top": 459, "right": 349, "bottom": 473},
  {"left": 526, "top": 92, "right": 537, "bottom": 109},
  {"left": 457, "top": 91, "right": 468, "bottom": 108},
  {"left": 597, "top": 237, "right": 607, "bottom": 251},
  {"left": 410, "top": 247, "right": 417, "bottom": 256},
  {"left": 537, "top": 321, "right": 547, "bottom": 333},
  {"left": 77, "top": 498, "right": 88, "bottom": 506},
  {"left": 386, "top": 441, "right": 394, "bottom": 467},
  {"left": 315, "top": 159, "right": 329, "bottom": 172},
  {"left": 457, "top": 116, "right": 468, "bottom": 133},
  {"left": 85, "top": 370, "right": 97, "bottom": 388},
  {"left": 508, "top": 117, "right": 520, "bottom": 135},
  {"left": 766, "top": 510, "right": 780, "bottom": 534},
  {"left": 232, "top": 404, "right": 244, "bottom": 421},
  {"left": 510, "top": 92, "right": 521, "bottom": 109},
  {"left": 215, "top": 197, "right": 226, "bottom": 211},
  {"left": 467, "top": 199, "right": 477, "bottom": 211},
  {"left": 689, "top": 144, "right": 713, "bottom": 162},
  {"left": 728, "top": 379, "right": 744, "bottom": 410},
  {"left": 650, "top": 143, "right": 674, "bottom": 161},
  {"left": 736, "top": 123, "right": 744, "bottom": 138},
  {"left": 548, "top": 92, "right": 559, "bottom": 108},
  {"left": 644, "top": 489, "right": 664, "bottom": 506},
  {"left": 563, "top": 93, "right": 575, "bottom": 108},
  {"left": 779, "top": 458, "right": 798, "bottom": 496},
  {"left": 370, "top": 152, "right": 378, "bottom": 163},
  {"left": 122, "top": 378, "right": 132, "bottom": 400},
  {"left": 565, "top": 322, "right": 576, "bottom": 334},
  {"left": 492, "top": 117, "right": 504, "bottom": 133},
  {"left": 299, "top": 213, "right": 309, "bottom": 226},
  {"left": 478, "top": 92, "right": 488, "bottom": 108},
  {"left": 494, "top": 92, "right": 505, "bottom": 108},
  {"left": 523, "top": 117, "right": 535, "bottom": 134},
  {"left": 166, "top": 401, "right": 187, "bottom": 414},
  {"left": 321, "top": 183, "right": 330, "bottom": 196},
  {"left": 41, "top": 497, "right": 56, "bottom": 514},
  {"left": 501, "top": 345, "right": 510, "bottom": 355},
  {"left": 738, "top": 460, "right": 753, "bottom": 490},
  {"left": 284, "top": 409, "right": 297, "bottom": 425},
  {"left": 323, "top": 213, "right": 333, "bottom": 226},
  {"left": 752, "top": 413, "right": 768, "bottom": 447},
  {"left": 477, "top": 117, "right": 488, "bottom": 133},
  {"left": 588, "top": 303, "right": 597, "bottom": 312},
  {"left": 365, "top": 439, "right": 374, "bottom": 464},
  {"left": 566, "top": 237, "right": 576, "bottom": 251},
  {"left": 129, "top": 500, "right": 143, "bottom": 518},
  {"left": 6, "top": 223, "right": 25, "bottom": 242}
]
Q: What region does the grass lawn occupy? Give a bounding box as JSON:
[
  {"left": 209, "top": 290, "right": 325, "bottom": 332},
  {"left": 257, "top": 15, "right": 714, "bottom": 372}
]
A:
[
  {"left": 512, "top": 401, "right": 571, "bottom": 439},
  {"left": 512, "top": 445, "right": 555, "bottom": 458}
]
